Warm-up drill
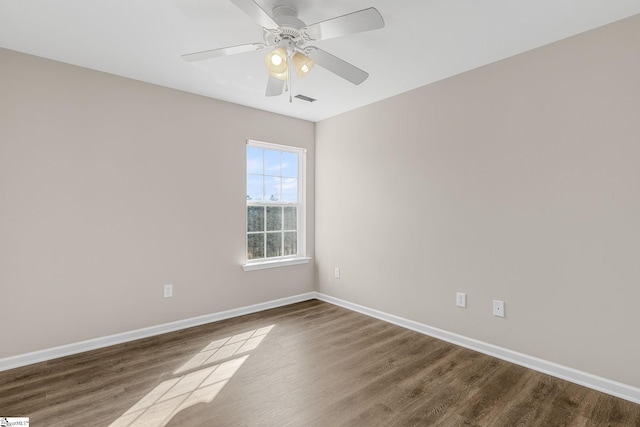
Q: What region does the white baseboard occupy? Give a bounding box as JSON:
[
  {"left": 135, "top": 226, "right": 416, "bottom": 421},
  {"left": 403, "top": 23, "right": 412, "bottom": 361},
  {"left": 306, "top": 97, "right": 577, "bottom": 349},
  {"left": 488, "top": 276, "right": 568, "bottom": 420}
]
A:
[
  {"left": 0, "top": 292, "right": 316, "bottom": 372},
  {"left": 2, "top": 291, "right": 638, "bottom": 405},
  {"left": 315, "top": 293, "right": 640, "bottom": 405}
]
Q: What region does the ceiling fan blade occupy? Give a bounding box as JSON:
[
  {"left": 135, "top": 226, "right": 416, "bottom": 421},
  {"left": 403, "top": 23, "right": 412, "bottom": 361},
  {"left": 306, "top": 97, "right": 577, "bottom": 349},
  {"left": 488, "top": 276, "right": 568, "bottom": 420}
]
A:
[
  {"left": 301, "top": 7, "right": 384, "bottom": 42},
  {"left": 265, "top": 75, "right": 285, "bottom": 97},
  {"left": 230, "top": 0, "right": 279, "bottom": 29},
  {"left": 306, "top": 47, "right": 369, "bottom": 85},
  {"left": 182, "top": 43, "right": 266, "bottom": 62}
]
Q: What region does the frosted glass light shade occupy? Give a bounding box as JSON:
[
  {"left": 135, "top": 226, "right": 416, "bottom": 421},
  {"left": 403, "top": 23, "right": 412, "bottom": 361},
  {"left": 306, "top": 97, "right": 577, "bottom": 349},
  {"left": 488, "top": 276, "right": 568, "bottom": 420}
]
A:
[
  {"left": 269, "top": 70, "right": 288, "bottom": 81},
  {"left": 264, "top": 48, "right": 287, "bottom": 74},
  {"left": 292, "top": 52, "right": 314, "bottom": 77}
]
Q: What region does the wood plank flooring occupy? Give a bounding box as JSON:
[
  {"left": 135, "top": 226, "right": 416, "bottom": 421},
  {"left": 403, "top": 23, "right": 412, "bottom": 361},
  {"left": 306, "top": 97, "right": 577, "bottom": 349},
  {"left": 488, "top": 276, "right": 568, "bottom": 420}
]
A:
[{"left": 1, "top": 299, "right": 639, "bottom": 426}]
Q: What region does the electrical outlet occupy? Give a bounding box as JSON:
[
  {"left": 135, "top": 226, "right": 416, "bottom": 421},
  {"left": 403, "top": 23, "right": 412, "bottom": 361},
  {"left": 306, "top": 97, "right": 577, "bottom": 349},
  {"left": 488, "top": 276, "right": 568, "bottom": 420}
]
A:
[
  {"left": 456, "top": 292, "right": 467, "bottom": 308},
  {"left": 334, "top": 268, "right": 340, "bottom": 279},
  {"left": 164, "top": 284, "right": 173, "bottom": 298},
  {"left": 493, "top": 300, "right": 504, "bottom": 317}
]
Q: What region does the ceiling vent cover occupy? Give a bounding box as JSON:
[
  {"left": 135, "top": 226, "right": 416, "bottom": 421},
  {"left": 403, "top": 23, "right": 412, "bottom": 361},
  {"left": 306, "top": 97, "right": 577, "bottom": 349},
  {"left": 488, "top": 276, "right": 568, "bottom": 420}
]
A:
[{"left": 295, "top": 94, "right": 317, "bottom": 102}]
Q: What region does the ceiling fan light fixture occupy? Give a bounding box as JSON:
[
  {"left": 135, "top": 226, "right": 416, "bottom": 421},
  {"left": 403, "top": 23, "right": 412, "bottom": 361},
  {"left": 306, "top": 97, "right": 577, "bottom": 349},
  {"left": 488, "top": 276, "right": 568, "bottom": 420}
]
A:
[
  {"left": 264, "top": 47, "right": 288, "bottom": 74},
  {"left": 292, "top": 52, "right": 315, "bottom": 77},
  {"left": 181, "top": 2, "right": 386, "bottom": 99}
]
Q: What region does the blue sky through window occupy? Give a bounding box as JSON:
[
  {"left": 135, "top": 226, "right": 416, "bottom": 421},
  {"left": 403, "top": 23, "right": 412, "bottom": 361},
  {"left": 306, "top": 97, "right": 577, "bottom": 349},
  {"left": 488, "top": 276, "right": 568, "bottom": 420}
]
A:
[{"left": 247, "top": 146, "right": 298, "bottom": 202}]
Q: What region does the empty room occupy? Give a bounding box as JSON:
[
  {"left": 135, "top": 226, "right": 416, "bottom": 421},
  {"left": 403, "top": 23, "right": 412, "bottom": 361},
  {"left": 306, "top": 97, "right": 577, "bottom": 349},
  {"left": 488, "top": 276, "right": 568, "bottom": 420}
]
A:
[{"left": 1, "top": 1, "right": 639, "bottom": 425}]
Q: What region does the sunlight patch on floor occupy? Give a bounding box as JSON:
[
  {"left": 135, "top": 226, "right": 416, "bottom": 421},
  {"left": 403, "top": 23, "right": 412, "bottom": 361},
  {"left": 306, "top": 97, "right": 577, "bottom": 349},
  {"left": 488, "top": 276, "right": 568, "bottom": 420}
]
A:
[
  {"left": 108, "top": 325, "right": 274, "bottom": 427},
  {"left": 174, "top": 324, "right": 273, "bottom": 375}
]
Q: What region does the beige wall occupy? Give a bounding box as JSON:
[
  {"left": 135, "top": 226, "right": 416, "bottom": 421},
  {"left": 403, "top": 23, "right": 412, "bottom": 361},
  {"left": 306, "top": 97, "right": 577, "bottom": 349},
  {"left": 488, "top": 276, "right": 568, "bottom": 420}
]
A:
[
  {"left": 2, "top": 13, "right": 639, "bottom": 390},
  {"left": 0, "top": 48, "right": 315, "bottom": 358},
  {"left": 316, "top": 15, "right": 640, "bottom": 387}
]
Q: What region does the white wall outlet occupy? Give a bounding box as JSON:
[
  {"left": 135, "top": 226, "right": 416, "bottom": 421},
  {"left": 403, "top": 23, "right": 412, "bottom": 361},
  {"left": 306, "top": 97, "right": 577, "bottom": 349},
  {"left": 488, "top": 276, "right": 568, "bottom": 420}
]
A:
[
  {"left": 493, "top": 300, "right": 505, "bottom": 317},
  {"left": 334, "top": 267, "right": 341, "bottom": 279},
  {"left": 456, "top": 292, "right": 467, "bottom": 308},
  {"left": 164, "top": 284, "right": 173, "bottom": 298}
]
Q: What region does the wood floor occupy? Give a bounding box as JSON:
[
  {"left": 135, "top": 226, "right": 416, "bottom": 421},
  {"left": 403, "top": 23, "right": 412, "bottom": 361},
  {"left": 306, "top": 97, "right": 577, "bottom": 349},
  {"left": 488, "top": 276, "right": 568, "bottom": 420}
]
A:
[{"left": 1, "top": 300, "right": 639, "bottom": 426}]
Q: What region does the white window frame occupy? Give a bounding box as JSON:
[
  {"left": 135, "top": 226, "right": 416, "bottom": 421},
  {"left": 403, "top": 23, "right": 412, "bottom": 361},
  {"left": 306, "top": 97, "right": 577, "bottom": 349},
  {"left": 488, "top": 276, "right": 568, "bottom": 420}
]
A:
[{"left": 243, "top": 139, "right": 310, "bottom": 271}]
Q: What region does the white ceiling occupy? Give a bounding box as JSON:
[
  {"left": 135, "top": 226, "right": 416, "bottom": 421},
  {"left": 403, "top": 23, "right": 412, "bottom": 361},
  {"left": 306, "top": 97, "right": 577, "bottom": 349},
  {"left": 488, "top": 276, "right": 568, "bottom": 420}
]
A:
[{"left": 1, "top": 1, "right": 639, "bottom": 122}]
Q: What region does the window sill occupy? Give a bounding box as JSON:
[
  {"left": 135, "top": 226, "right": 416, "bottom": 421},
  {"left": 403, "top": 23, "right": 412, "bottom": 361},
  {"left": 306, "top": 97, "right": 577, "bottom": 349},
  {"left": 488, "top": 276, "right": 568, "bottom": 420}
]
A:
[{"left": 242, "top": 257, "right": 312, "bottom": 272}]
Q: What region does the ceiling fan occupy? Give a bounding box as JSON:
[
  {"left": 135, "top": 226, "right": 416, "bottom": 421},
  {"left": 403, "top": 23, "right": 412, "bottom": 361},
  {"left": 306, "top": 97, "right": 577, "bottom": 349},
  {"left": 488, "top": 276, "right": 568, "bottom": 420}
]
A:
[{"left": 182, "top": 0, "right": 385, "bottom": 100}]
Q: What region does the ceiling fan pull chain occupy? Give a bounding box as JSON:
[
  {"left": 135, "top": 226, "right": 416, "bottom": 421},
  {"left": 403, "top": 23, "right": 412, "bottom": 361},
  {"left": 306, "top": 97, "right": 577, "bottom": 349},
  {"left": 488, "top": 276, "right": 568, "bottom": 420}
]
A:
[{"left": 288, "top": 50, "right": 293, "bottom": 103}]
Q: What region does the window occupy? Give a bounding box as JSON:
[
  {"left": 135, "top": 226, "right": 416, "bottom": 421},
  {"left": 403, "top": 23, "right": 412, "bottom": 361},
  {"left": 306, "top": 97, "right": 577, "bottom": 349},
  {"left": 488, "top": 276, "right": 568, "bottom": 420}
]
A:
[{"left": 244, "top": 140, "right": 309, "bottom": 270}]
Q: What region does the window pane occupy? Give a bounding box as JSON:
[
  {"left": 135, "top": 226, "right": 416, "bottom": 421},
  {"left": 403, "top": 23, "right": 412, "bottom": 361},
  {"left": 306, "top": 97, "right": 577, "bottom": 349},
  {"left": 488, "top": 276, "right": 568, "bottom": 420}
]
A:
[
  {"left": 265, "top": 176, "right": 281, "bottom": 201},
  {"left": 266, "top": 232, "right": 282, "bottom": 258},
  {"left": 284, "top": 231, "right": 297, "bottom": 256},
  {"left": 264, "top": 149, "right": 281, "bottom": 176},
  {"left": 282, "top": 152, "right": 298, "bottom": 177},
  {"left": 281, "top": 177, "right": 297, "bottom": 202},
  {"left": 247, "top": 147, "right": 263, "bottom": 175},
  {"left": 247, "top": 234, "right": 264, "bottom": 259},
  {"left": 266, "top": 206, "right": 282, "bottom": 231},
  {"left": 247, "top": 206, "right": 264, "bottom": 232},
  {"left": 283, "top": 206, "right": 297, "bottom": 230},
  {"left": 247, "top": 175, "right": 263, "bottom": 201},
  {"left": 246, "top": 141, "right": 304, "bottom": 263}
]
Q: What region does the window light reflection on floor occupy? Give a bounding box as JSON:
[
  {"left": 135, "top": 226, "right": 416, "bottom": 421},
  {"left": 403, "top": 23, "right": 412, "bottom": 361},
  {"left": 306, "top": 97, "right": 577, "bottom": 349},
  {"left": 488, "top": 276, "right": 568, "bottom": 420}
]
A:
[{"left": 108, "top": 325, "right": 275, "bottom": 427}]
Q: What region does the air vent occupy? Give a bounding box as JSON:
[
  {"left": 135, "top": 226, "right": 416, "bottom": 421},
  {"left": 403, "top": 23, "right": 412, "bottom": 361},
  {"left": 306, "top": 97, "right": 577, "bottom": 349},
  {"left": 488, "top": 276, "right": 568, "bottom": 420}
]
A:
[{"left": 295, "top": 94, "right": 317, "bottom": 102}]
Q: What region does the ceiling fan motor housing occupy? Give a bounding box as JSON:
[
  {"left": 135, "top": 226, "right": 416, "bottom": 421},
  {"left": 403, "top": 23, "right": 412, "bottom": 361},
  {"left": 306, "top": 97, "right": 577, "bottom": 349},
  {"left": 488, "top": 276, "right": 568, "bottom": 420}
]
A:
[
  {"left": 264, "top": 5, "right": 307, "bottom": 48},
  {"left": 272, "top": 5, "right": 304, "bottom": 28}
]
